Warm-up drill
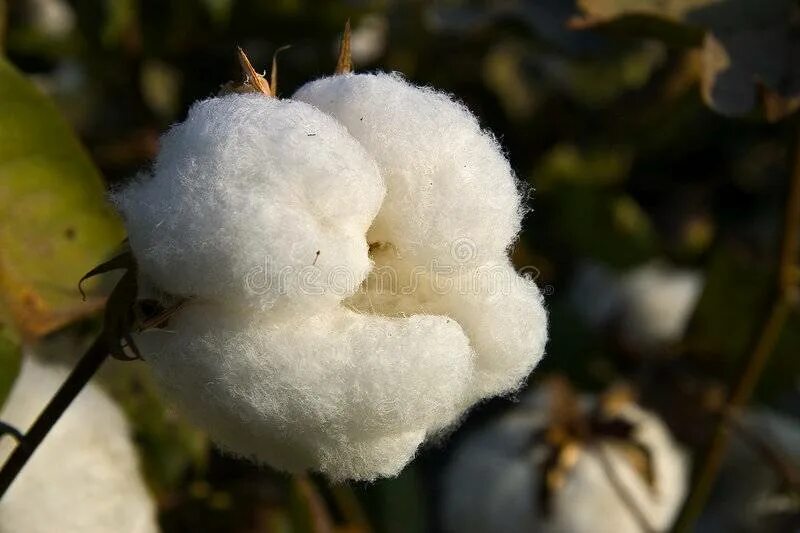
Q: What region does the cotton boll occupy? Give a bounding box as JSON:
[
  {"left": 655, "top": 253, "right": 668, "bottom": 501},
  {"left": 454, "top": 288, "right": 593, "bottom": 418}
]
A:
[
  {"left": 569, "top": 260, "right": 703, "bottom": 351},
  {"left": 293, "top": 72, "right": 524, "bottom": 266},
  {"left": 442, "top": 388, "right": 689, "bottom": 533},
  {"left": 118, "top": 70, "right": 548, "bottom": 481},
  {"left": 698, "top": 409, "right": 800, "bottom": 532},
  {"left": 135, "top": 301, "right": 474, "bottom": 480},
  {"left": 22, "top": 0, "right": 76, "bottom": 39},
  {"left": 618, "top": 261, "right": 703, "bottom": 349},
  {"left": 114, "top": 93, "right": 385, "bottom": 310},
  {"left": 0, "top": 356, "right": 158, "bottom": 533}
]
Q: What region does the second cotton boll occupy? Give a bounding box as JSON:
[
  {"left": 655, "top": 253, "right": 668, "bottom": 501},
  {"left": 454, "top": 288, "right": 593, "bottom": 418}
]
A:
[
  {"left": 115, "top": 68, "right": 548, "bottom": 480},
  {"left": 442, "top": 385, "right": 689, "bottom": 533},
  {"left": 0, "top": 355, "right": 158, "bottom": 533}
]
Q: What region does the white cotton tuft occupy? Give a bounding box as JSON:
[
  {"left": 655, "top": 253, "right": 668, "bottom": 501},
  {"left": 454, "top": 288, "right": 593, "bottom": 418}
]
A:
[
  {"left": 442, "top": 388, "right": 689, "bottom": 533},
  {"left": 118, "top": 72, "right": 548, "bottom": 480},
  {"left": 293, "top": 72, "right": 524, "bottom": 266},
  {"left": 296, "top": 73, "right": 547, "bottom": 399},
  {"left": 349, "top": 15, "right": 388, "bottom": 65},
  {"left": 570, "top": 260, "right": 703, "bottom": 350},
  {"left": 346, "top": 254, "right": 547, "bottom": 402},
  {"left": 0, "top": 356, "right": 159, "bottom": 533},
  {"left": 136, "top": 302, "right": 474, "bottom": 481},
  {"left": 618, "top": 261, "right": 704, "bottom": 349},
  {"left": 114, "top": 93, "right": 386, "bottom": 310}
]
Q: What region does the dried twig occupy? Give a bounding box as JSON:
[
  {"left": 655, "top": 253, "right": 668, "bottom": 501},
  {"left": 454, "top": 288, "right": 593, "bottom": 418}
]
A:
[
  {"left": 335, "top": 19, "right": 352, "bottom": 74},
  {"left": 596, "top": 443, "right": 657, "bottom": 533}
]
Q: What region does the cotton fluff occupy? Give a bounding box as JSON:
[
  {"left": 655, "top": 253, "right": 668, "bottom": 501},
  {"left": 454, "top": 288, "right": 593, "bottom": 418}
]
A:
[
  {"left": 0, "top": 356, "right": 158, "bottom": 533},
  {"left": 570, "top": 260, "right": 703, "bottom": 350},
  {"left": 136, "top": 301, "right": 474, "bottom": 480},
  {"left": 114, "top": 93, "right": 386, "bottom": 310},
  {"left": 118, "top": 72, "right": 547, "bottom": 481},
  {"left": 295, "top": 72, "right": 547, "bottom": 399},
  {"left": 442, "top": 388, "right": 689, "bottom": 533},
  {"left": 618, "top": 261, "right": 703, "bottom": 349},
  {"left": 293, "top": 72, "right": 524, "bottom": 267}
]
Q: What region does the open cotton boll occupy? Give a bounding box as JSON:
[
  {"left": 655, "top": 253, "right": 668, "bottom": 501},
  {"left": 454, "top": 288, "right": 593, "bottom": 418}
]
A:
[
  {"left": 569, "top": 260, "right": 703, "bottom": 351},
  {"left": 0, "top": 356, "right": 158, "bottom": 533},
  {"left": 618, "top": 261, "right": 703, "bottom": 349},
  {"left": 135, "top": 301, "right": 474, "bottom": 481},
  {"left": 442, "top": 388, "right": 689, "bottom": 533},
  {"left": 118, "top": 69, "right": 548, "bottom": 481},
  {"left": 293, "top": 72, "right": 524, "bottom": 266},
  {"left": 114, "top": 93, "right": 385, "bottom": 310}
]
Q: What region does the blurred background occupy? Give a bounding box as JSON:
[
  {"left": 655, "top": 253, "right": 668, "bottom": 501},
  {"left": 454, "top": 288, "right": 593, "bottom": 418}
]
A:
[{"left": 1, "top": 0, "right": 799, "bottom": 532}]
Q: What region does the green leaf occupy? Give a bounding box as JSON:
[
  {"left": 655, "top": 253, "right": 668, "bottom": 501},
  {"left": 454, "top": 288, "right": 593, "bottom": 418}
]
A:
[
  {"left": 0, "top": 305, "right": 21, "bottom": 409},
  {"left": 575, "top": 0, "right": 800, "bottom": 119},
  {"left": 0, "top": 58, "right": 124, "bottom": 341}
]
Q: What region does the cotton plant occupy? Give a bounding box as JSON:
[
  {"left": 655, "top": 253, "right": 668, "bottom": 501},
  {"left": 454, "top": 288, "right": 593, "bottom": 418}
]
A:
[
  {"left": 0, "top": 355, "right": 158, "bottom": 533},
  {"left": 442, "top": 379, "right": 689, "bottom": 533},
  {"left": 103, "top": 38, "right": 548, "bottom": 481}
]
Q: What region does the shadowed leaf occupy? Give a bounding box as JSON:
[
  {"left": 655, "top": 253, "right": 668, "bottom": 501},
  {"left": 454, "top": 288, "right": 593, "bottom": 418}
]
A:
[
  {"left": 575, "top": 0, "right": 800, "bottom": 118},
  {"left": 0, "top": 312, "right": 20, "bottom": 410}
]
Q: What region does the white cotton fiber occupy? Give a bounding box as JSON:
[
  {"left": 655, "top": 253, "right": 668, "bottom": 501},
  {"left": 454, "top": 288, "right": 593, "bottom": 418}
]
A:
[
  {"left": 135, "top": 301, "right": 474, "bottom": 481},
  {"left": 442, "top": 388, "right": 689, "bottom": 533},
  {"left": 570, "top": 260, "right": 703, "bottom": 351},
  {"left": 117, "top": 70, "right": 548, "bottom": 481},
  {"left": 346, "top": 256, "right": 547, "bottom": 401},
  {"left": 114, "top": 93, "right": 386, "bottom": 310},
  {"left": 293, "top": 72, "right": 524, "bottom": 266},
  {"left": 618, "top": 261, "right": 703, "bottom": 349},
  {"left": 296, "top": 74, "right": 547, "bottom": 397},
  {"left": 0, "top": 356, "right": 158, "bottom": 533}
]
